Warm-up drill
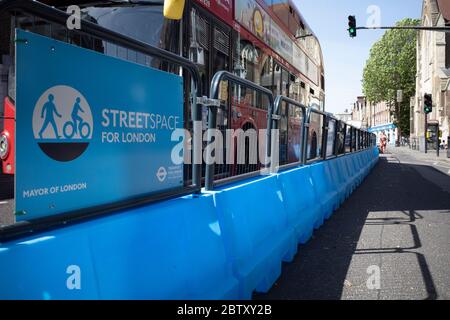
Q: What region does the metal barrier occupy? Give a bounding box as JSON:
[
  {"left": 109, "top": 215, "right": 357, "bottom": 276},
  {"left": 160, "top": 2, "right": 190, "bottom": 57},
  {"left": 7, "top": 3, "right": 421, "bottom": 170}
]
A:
[
  {"left": 0, "top": 0, "right": 204, "bottom": 240},
  {"left": 205, "top": 71, "right": 275, "bottom": 191},
  {"left": 305, "top": 108, "right": 328, "bottom": 163},
  {"left": 272, "top": 96, "right": 307, "bottom": 171},
  {"left": 0, "top": 0, "right": 380, "bottom": 239}
]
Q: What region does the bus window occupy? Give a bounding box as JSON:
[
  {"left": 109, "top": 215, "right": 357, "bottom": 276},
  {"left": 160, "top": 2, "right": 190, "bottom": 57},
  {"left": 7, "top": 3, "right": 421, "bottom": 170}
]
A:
[
  {"left": 345, "top": 126, "right": 352, "bottom": 153},
  {"left": 212, "top": 26, "right": 230, "bottom": 75},
  {"left": 336, "top": 122, "right": 346, "bottom": 155},
  {"left": 288, "top": 104, "right": 303, "bottom": 163},
  {"left": 307, "top": 112, "right": 323, "bottom": 161},
  {"left": 279, "top": 102, "right": 304, "bottom": 166},
  {"left": 260, "top": 56, "right": 275, "bottom": 94},
  {"left": 326, "top": 119, "right": 336, "bottom": 158},
  {"left": 279, "top": 103, "right": 288, "bottom": 165},
  {"left": 351, "top": 128, "right": 357, "bottom": 151},
  {"left": 233, "top": 37, "right": 265, "bottom": 108},
  {"left": 289, "top": 74, "right": 300, "bottom": 102},
  {"left": 281, "top": 68, "right": 289, "bottom": 97},
  {"left": 80, "top": 3, "right": 180, "bottom": 69},
  {"left": 235, "top": 38, "right": 259, "bottom": 83},
  {"left": 211, "top": 23, "right": 231, "bottom": 131},
  {"left": 357, "top": 130, "right": 361, "bottom": 150},
  {"left": 272, "top": 63, "right": 289, "bottom": 97}
]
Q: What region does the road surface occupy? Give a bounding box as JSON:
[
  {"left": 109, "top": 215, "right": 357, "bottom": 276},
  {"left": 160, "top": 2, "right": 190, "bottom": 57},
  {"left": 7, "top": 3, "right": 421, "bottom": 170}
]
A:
[{"left": 255, "top": 148, "right": 450, "bottom": 300}]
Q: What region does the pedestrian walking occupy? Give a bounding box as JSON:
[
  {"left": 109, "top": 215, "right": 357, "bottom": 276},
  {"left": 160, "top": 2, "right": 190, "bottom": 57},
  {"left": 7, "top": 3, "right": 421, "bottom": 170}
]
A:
[{"left": 379, "top": 131, "right": 387, "bottom": 154}]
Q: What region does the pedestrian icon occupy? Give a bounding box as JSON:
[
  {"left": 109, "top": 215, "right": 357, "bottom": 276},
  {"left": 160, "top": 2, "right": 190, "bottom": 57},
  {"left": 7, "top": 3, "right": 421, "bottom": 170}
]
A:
[
  {"left": 32, "top": 85, "right": 93, "bottom": 161},
  {"left": 38, "top": 94, "right": 62, "bottom": 139}
]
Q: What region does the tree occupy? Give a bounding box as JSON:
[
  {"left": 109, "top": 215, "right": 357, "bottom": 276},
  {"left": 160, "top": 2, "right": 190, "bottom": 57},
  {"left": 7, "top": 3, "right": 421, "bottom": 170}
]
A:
[{"left": 362, "top": 18, "right": 420, "bottom": 138}]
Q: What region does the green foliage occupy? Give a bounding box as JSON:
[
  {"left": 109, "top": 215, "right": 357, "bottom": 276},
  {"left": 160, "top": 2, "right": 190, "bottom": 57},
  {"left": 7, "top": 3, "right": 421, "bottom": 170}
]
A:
[{"left": 362, "top": 18, "right": 420, "bottom": 136}]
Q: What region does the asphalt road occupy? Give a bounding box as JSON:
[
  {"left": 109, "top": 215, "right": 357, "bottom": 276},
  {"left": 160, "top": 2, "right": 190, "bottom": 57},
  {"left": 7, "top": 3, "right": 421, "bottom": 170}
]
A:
[{"left": 254, "top": 149, "right": 450, "bottom": 300}]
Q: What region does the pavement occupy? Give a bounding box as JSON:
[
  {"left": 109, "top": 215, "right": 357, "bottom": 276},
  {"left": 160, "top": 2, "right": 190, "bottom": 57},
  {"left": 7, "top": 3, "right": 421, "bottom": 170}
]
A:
[
  {"left": 394, "top": 146, "right": 450, "bottom": 177},
  {"left": 254, "top": 147, "right": 450, "bottom": 300}
]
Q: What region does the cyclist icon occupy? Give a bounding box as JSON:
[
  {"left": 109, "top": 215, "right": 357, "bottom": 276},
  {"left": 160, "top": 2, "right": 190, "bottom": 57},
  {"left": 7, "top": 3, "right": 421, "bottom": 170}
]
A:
[
  {"left": 38, "top": 94, "right": 62, "bottom": 139},
  {"left": 63, "top": 97, "right": 91, "bottom": 139}
]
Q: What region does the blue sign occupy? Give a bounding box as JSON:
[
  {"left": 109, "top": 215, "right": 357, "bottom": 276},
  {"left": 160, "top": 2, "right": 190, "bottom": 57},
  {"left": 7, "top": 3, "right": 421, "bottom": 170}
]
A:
[
  {"left": 368, "top": 123, "right": 396, "bottom": 133},
  {"left": 15, "top": 29, "right": 184, "bottom": 221}
]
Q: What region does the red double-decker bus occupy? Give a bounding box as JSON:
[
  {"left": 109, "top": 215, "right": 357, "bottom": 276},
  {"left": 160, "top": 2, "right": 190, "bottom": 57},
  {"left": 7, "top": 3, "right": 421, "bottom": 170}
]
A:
[{"left": 0, "top": 0, "right": 325, "bottom": 183}]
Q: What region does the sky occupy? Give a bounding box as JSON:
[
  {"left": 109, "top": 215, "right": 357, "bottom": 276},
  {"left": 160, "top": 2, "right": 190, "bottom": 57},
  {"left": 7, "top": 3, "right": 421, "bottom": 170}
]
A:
[{"left": 293, "top": 0, "right": 423, "bottom": 114}]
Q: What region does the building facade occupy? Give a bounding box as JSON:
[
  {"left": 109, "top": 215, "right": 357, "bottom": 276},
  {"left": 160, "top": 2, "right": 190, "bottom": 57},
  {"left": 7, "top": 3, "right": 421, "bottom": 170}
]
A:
[
  {"left": 351, "top": 96, "right": 398, "bottom": 145},
  {"left": 334, "top": 109, "right": 352, "bottom": 123},
  {"left": 412, "top": 0, "right": 450, "bottom": 150},
  {"left": 352, "top": 96, "right": 369, "bottom": 129}
]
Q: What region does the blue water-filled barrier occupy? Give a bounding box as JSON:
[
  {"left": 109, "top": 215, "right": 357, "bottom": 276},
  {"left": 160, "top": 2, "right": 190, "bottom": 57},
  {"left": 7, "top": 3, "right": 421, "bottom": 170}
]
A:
[
  {"left": 0, "top": 194, "right": 239, "bottom": 300},
  {"left": 0, "top": 147, "right": 379, "bottom": 300},
  {"left": 309, "top": 162, "right": 338, "bottom": 222},
  {"left": 212, "top": 175, "right": 297, "bottom": 299},
  {"left": 277, "top": 166, "right": 320, "bottom": 244}
]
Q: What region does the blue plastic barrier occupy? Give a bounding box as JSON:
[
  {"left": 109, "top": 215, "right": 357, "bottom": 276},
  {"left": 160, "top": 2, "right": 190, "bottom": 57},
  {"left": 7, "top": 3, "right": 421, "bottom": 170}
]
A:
[
  {"left": 364, "top": 150, "right": 370, "bottom": 166},
  {"left": 343, "top": 156, "right": 359, "bottom": 192},
  {"left": 0, "top": 147, "right": 380, "bottom": 300},
  {"left": 324, "top": 158, "right": 345, "bottom": 214},
  {"left": 356, "top": 152, "right": 366, "bottom": 178},
  {"left": 308, "top": 163, "right": 334, "bottom": 224},
  {"left": 277, "top": 166, "right": 321, "bottom": 244},
  {"left": 352, "top": 153, "right": 364, "bottom": 185},
  {"left": 0, "top": 194, "right": 239, "bottom": 300},
  {"left": 372, "top": 146, "right": 380, "bottom": 167},
  {"left": 326, "top": 158, "right": 347, "bottom": 206},
  {"left": 0, "top": 228, "right": 100, "bottom": 299},
  {"left": 359, "top": 150, "right": 370, "bottom": 178},
  {"left": 212, "top": 175, "right": 297, "bottom": 300}
]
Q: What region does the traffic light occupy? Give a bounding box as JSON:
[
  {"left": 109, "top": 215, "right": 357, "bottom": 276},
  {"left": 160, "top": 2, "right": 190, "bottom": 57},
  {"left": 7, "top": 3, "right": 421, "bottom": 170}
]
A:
[
  {"left": 348, "top": 15, "right": 357, "bottom": 38},
  {"left": 424, "top": 94, "right": 433, "bottom": 114}
]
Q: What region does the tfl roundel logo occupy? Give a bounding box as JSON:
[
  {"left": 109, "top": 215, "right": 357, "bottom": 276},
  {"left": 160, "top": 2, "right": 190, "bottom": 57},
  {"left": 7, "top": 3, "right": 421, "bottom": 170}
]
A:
[{"left": 32, "top": 85, "right": 93, "bottom": 162}]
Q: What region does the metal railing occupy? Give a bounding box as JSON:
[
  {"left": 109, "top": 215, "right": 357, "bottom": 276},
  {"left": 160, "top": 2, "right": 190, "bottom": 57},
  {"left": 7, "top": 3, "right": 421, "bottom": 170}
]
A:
[
  {"left": 304, "top": 108, "right": 328, "bottom": 162},
  {"left": 0, "top": 0, "right": 379, "bottom": 239},
  {"left": 205, "top": 71, "right": 275, "bottom": 191},
  {"left": 272, "top": 95, "right": 307, "bottom": 171}
]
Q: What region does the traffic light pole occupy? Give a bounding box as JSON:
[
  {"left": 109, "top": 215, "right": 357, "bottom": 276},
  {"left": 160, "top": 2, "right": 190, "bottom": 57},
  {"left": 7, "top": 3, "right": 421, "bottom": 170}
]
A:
[
  {"left": 356, "top": 26, "right": 450, "bottom": 32},
  {"left": 424, "top": 113, "right": 428, "bottom": 154}
]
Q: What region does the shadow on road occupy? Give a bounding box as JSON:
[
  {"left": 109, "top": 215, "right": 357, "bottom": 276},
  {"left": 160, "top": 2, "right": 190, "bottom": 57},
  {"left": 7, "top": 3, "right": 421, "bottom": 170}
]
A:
[{"left": 254, "top": 153, "right": 450, "bottom": 300}]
